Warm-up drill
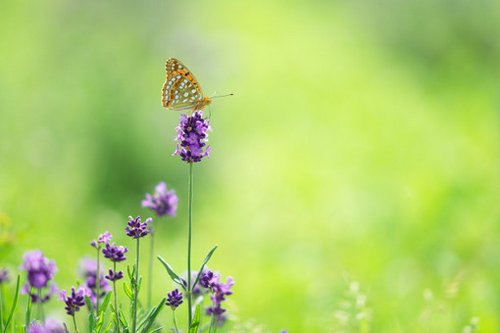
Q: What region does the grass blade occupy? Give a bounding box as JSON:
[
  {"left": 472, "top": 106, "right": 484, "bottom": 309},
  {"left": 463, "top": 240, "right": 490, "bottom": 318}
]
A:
[
  {"left": 193, "top": 245, "right": 218, "bottom": 290},
  {"left": 4, "top": 275, "right": 20, "bottom": 332}
]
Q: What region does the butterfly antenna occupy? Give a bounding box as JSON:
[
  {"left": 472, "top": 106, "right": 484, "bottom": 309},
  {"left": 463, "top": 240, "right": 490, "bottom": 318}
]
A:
[{"left": 211, "top": 93, "right": 234, "bottom": 99}]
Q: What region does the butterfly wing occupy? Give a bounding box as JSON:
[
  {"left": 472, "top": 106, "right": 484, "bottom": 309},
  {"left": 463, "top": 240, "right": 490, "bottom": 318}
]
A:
[{"left": 161, "top": 58, "right": 205, "bottom": 110}]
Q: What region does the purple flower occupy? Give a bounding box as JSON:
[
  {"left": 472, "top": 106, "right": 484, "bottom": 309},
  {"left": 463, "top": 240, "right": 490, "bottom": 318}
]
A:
[
  {"left": 166, "top": 289, "right": 183, "bottom": 310},
  {"left": 0, "top": 268, "right": 9, "bottom": 284},
  {"left": 125, "top": 216, "right": 152, "bottom": 239},
  {"left": 28, "top": 319, "right": 65, "bottom": 333},
  {"left": 90, "top": 231, "right": 112, "bottom": 248},
  {"left": 21, "top": 250, "right": 57, "bottom": 289},
  {"left": 174, "top": 111, "right": 211, "bottom": 163},
  {"left": 205, "top": 273, "right": 234, "bottom": 325},
  {"left": 142, "top": 182, "right": 178, "bottom": 218},
  {"left": 105, "top": 269, "right": 123, "bottom": 282},
  {"left": 79, "top": 258, "right": 111, "bottom": 304},
  {"left": 199, "top": 270, "right": 214, "bottom": 289},
  {"left": 60, "top": 286, "right": 89, "bottom": 316},
  {"left": 102, "top": 243, "right": 128, "bottom": 262}
]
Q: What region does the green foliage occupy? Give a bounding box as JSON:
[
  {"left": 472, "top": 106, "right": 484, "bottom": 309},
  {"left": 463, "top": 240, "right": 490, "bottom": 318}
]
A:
[
  {"left": 189, "top": 304, "right": 201, "bottom": 333},
  {"left": 157, "top": 256, "right": 185, "bottom": 290},
  {"left": 192, "top": 246, "right": 218, "bottom": 291}
]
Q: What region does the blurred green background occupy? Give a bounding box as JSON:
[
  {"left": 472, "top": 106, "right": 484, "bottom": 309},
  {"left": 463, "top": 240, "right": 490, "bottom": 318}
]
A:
[{"left": 1, "top": 0, "right": 499, "bottom": 331}]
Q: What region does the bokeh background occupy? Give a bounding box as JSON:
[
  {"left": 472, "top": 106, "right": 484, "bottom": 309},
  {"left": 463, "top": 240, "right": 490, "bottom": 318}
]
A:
[{"left": 1, "top": 0, "right": 499, "bottom": 331}]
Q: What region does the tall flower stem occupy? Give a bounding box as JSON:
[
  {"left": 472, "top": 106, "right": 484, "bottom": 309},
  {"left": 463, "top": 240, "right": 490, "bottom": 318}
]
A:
[
  {"left": 208, "top": 315, "right": 217, "bottom": 333},
  {"left": 0, "top": 285, "right": 4, "bottom": 333},
  {"left": 132, "top": 238, "right": 140, "bottom": 333},
  {"left": 37, "top": 289, "right": 44, "bottom": 322},
  {"left": 147, "top": 228, "right": 155, "bottom": 309},
  {"left": 25, "top": 287, "right": 33, "bottom": 333},
  {"left": 172, "top": 311, "right": 179, "bottom": 333},
  {"left": 187, "top": 162, "right": 193, "bottom": 326},
  {"left": 112, "top": 262, "right": 120, "bottom": 333},
  {"left": 72, "top": 315, "right": 79, "bottom": 333},
  {"left": 96, "top": 247, "right": 101, "bottom": 314}
]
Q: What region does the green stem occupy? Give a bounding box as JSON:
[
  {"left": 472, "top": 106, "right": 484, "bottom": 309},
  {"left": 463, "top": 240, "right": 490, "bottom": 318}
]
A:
[
  {"left": 113, "top": 262, "right": 120, "bottom": 333},
  {"left": 96, "top": 247, "right": 100, "bottom": 314},
  {"left": 132, "top": 238, "right": 140, "bottom": 333},
  {"left": 72, "top": 315, "right": 79, "bottom": 333},
  {"left": 208, "top": 315, "right": 217, "bottom": 333},
  {"left": 25, "top": 288, "right": 33, "bottom": 333},
  {"left": 0, "top": 285, "right": 4, "bottom": 333},
  {"left": 37, "top": 289, "right": 44, "bottom": 323},
  {"left": 172, "top": 311, "right": 179, "bottom": 333},
  {"left": 147, "top": 228, "right": 155, "bottom": 309},
  {"left": 187, "top": 162, "right": 193, "bottom": 327}
]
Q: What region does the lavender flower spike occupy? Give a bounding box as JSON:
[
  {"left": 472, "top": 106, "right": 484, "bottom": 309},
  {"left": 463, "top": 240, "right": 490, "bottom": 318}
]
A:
[
  {"left": 21, "top": 250, "right": 57, "bottom": 289},
  {"left": 60, "top": 286, "right": 89, "bottom": 316},
  {"left": 142, "top": 182, "right": 178, "bottom": 217},
  {"left": 90, "top": 231, "right": 112, "bottom": 248},
  {"left": 125, "top": 216, "right": 152, "bottom": 239},
  {"left": 174, "top": 111, "right": 211, "bottom": 163},
  {"left": 105, "top": 269, "right": 123, "bottom": 282},
  {"left": 166, "top": 289, "right": 183, "bottom": 310},
  {"left": 102, "top": 243, "right": 128, "bottom": 262}
]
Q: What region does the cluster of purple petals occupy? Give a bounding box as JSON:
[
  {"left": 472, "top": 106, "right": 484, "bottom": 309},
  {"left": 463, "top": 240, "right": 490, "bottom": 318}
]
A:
[
  {"left": 125, "top": 216, "right": 152, "bottom": 239},
  {"left": 142, "top": 182, "right": 178, "bottom": 217},
  {"left": 174, "top": 111, "right": 211, "bottom": 163},
  {"left": 196, "top": 270, "right": 234, "bottom": 325},
  {"left": 28, "top": 319, "right": 65, "bottom": 333},
  {"left": 21, "top": 250, "right": 57, "bottom": 289},
  {"left": 102, "top": 243, "right": 128, "bottom": 262},
  {"left": 105, "top": 269, "right": 123, "bottom": 282},
  {"left": 0, "top": 268, "right": 9, "bottom": 284},
  {"left": 60, "top": 286, "right": 89, "bottom": 316},
  {"left": 90, "top": 231, "right": 112, "bottom": 249},
  {"left": 199, "top": 270, "right": 215, "bottom": 289},
  {"left": 79, "top": 258, "right": 111, "bottom": 303},
  {"left": 166, "top": 289, "right": 183, "bottom": 310}
]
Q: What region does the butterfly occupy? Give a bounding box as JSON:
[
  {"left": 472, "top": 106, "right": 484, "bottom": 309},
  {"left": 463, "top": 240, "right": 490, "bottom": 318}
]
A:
[{"left": 161, "top": 58, "right": 212, "bottom": 111}]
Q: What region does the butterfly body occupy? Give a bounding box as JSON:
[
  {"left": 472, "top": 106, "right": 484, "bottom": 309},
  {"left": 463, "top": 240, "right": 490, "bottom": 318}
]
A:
[{"left": 161, "top": 58, "right": 211, "bottom": 111}]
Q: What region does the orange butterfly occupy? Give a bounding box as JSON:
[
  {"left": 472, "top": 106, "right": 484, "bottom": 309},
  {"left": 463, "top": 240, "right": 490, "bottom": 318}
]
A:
[{"left": 161, "top": 58, "right": 213, "bottom": 111}]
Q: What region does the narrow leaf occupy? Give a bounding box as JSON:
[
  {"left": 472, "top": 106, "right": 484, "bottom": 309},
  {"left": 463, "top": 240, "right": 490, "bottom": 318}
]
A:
[
  {"left": 189, "top": 304, "right": 201, "bottom": 333},
  {"left": 99, "top": 291, "right": 112, "bottom": 316},
  {"left": 4, "top": 275, "right": 20, "bottom": 332},
  {"left": 157, "top": 256, "right": 185, "bottom": 290},
  {"left": 123, "top": 283, "right": 133, "bottom": 301},
  {"left": 193, "top": 245, "right": 218, "bottom": 289},
  {"left": 139, "top": 298, "right": 165, "bottom": 333}
]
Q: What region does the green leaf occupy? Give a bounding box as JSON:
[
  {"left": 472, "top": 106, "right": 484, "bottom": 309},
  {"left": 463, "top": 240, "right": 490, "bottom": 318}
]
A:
[
  {"left": 189, "top": 304, "right": 202, "bottom": 333},
  {"left": 193, "top": 245, "right": 218, "bottom": 289},
  {"left": 4, "top": 275, "right": 20, "bottom": 332},
  {"left": 95, "top": 312, "right": 105, "bottom": 333},
  {"left": 139, "top": 298, "right": 165, "bottom": 333},
  {"left": 157, "top": 256, "right": 185, "bottom": 290},
  {"left": 85, "top": 295, "right": 94, "bottom": 313},
  {"left": 99, "top": 291, "right": 112, "bottom": 316},
  {"left": 86, "top": 295, "right": 97, "bottom": 332},
  {"left": 149, "top": 327, "right": 164, "bottom": 333},
  {"left": 123, "top": 283, "right": 133, "bottom": 301},
  {"left": 118, "top": 309, "right": 129, "bottom": 333}
]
